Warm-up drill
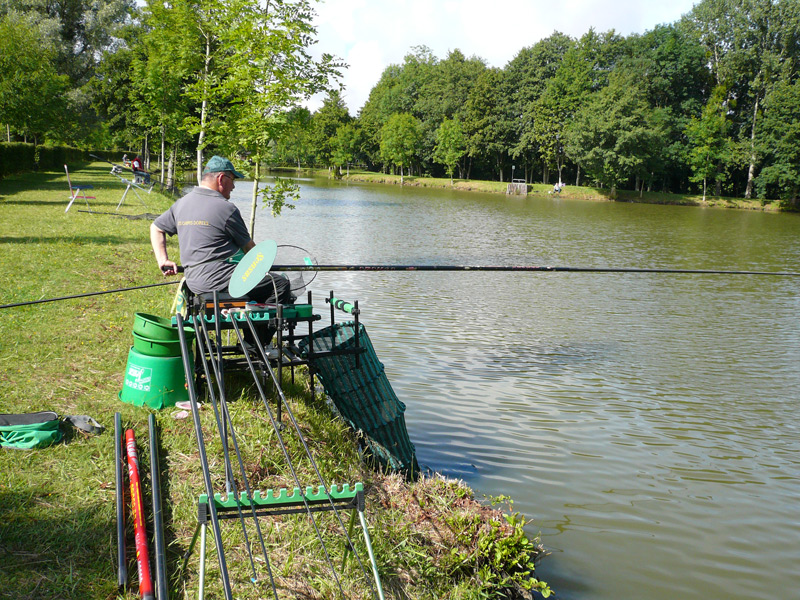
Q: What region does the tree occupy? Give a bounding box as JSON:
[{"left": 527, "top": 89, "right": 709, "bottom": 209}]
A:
[
  {"left": 463, "top": 68, "right": 513, "bottom": 181},
  {"left": 685, "top": 86, "right": 733, "bottom": 201},
  {"left": 683, "top": 0, "right": 800, "bottom": 198},
  {"left": 310, "top": 90, "right": 351, "bottom": 168},
  {"left": 380, "top": 113, "right": 422, "bottom": 184},
  {"left": 1, "top": 0, "right": 134, "bottom": 144},
  {"left": 755, "top": 79, "right": 800, "bottom": 205},
  {"left": 0, "top": 14, "right": 68, "bottom": 143},
  {"left": 506, "top": 32, "right": 574, "bottom": 180},
  {"left": 133, "top": 0, "right": 200, "bottom": 184},
  {"left": 331, "top": 122, "right": 362, "bottom": 176},
  {"left": 357, "top": 46, "right": 440, "bottom": 173},
  {"left": 565, "top": 74, "right": 665, "bottom": 197},
  {"left": 272, "top": 107, "right": 313, "bottom": 169},
  {"left": 433, "top": 118, "right": 466, "bottom": 183},
  {"left": 620, "top": 24, "right": 711, "bottom": 192},
  {"left": 219, "top": 0, "right": 342, "bottom": 234}
]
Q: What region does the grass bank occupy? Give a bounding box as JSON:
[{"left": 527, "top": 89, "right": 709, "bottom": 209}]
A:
[
  {"left": 0, "top": 163, "right": 551, "bottom": 600},
  {"left": 272, "top": 167, "right": 788, "bottom": 212}
]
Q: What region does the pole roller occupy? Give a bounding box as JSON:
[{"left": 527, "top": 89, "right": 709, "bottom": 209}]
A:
[{"left": 126, "top": 429, "right": 156, "bottom": 600}]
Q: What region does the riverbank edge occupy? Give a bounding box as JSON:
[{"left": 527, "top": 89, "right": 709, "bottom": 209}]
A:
[
  {"left": 269, "top": 167, "right": 793, "bottom": 213},
  {"left": 0, "top": 164, "right": 552, "bottom": 600}
]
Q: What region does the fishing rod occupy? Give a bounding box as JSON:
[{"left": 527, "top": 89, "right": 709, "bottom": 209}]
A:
[
  {"left": 0, "top": 280, "right": 180, "bottom": 310},
  {"left": 5, "top": 262, "right": 795, "bottom": 311},
  {"left": 175, "top": 315, "right": 234, "bottom": 600},
  {"left": 194, "top": 313, "right": 279, "bottom": 595},
  {"left": 270, "top": 264, "right": 800, "bottom": 276},
  {"left": 241, "top": 311, "right": 380, "bottom": 598},
  {"left": 227, "top": 316, "right": 348, "bottom": 598}
]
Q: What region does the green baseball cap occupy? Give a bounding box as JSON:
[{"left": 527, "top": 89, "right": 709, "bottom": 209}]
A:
[{"left": 202, "top": 155, "right": 245, "bottom": 178}]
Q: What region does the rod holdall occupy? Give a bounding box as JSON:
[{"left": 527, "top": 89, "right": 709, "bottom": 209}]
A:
[{"left": 0, "top": 411, "right": 104, "bottom": 449}]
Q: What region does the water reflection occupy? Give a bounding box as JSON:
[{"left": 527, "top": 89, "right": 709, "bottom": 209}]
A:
[{"left": 231, "top": 178, "right": 800, "bottom": 600}]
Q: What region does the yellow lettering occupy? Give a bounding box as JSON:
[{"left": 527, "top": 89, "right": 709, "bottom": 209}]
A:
[{"left": 242, "top": 253, "right": 263, "bottom": 281}]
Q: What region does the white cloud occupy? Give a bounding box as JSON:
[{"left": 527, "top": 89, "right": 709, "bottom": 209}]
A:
[{"left": 308, "top": 0, "right": 699, "bottom": 114}]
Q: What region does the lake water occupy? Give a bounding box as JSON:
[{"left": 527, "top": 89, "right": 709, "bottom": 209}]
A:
[{"left": 230, "top": 177, "right": 800, "bottom": 600}]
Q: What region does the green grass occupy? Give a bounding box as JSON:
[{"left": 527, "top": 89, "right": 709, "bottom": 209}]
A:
[{"left": 0, "top": 164, "right": 550, "bottom": 600}]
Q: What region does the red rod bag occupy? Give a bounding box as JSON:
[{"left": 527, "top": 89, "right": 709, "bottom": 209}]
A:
[{"left": 125, "top": 429, "right": 155, "bottom": 600}]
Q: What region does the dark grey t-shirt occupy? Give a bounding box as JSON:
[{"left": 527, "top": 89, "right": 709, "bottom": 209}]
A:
[{"left": 153, "top": 186, "right": 251, "bottom": 293}]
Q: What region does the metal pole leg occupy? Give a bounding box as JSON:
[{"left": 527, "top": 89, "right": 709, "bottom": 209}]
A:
[
  {"left": 116, "top": 183, "right": 131, "bottom": 210},
  {"left": 358, "top": 509, "right": 385, "bottom": 600},
  {"left": 199, "top": 520, "right": 207, "bottom": 600}
]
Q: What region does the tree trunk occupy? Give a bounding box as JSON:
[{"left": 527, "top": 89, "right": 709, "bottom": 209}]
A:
[
  {"left": 197, "top": 33, "right": 212, "bottom": 182},
  {"left": 703, "top": 176, "right": 707, "bottom": 203},
  {"left": 249, "top": 159, "right": 260, "bottom": 237},
  {"left": 400, "top": 165, "right": 404, "bottom": 185},
  {"left": 167, "top": 143, "right": 176, "bottom": 190},
  {"left": 744, "top": 95, "right": 759, "bottom": 199},
  {"left": 160, "top": 123, "right": 165, "bottom": 185},
  {"left": 575, "top": 164, "right": 581, "bottom": 186},
  {"left": 5, "top": 124, "right": 9, "bottom": 142}
]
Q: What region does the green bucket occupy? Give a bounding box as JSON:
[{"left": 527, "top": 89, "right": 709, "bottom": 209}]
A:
[
  {"left": 133, "top": 312, "right": 193, "bottom": 341},
  {"left": 119, "top": 347, "right": 193, "bottom": 409},
  {"left": 132, "top": 331, "right": 193, "bottom": 357}
]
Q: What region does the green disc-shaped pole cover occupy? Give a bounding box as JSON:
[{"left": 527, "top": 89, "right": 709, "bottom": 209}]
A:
[{"left": 228, "top": 240, "right": 277, "bottom": 298}]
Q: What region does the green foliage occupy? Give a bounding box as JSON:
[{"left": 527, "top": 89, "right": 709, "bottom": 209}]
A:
[
  {"left": 260, "top": 176, "right": 300, "bottom": 218},
  {"left": 331, "top": 122, "right": 362, "bottom": 171},
  {"left": 1, "top": 0, "right": 133, "bottom": 144},
  {"left": 685, "top": 86, "right": 733, "bottom": 199},
  {"left": 0, "top": 142, "right": 35, "bottom": 177},
  {"left": 0, "top": 13, "right": 69, "bottom": 143},
  {"left": 433, "top": 118, "right": 466, "bottom": 182},
  {"left": 311, "top": 90, "right": 351, "bottom": 167},
  {"left": 380, "top": 113, "right": 422, "bottom": 179},
  {"left": 270, "top": 107, "right": 314, "bottom": 168},
  {"left": 463, "top": 68, "right": 514, "bottom": 181},
  {"left": 0, "top": 143, "right": 88, "bottom": 176},
  {"left": 565, "top": 72, "right": 665, "bottom": 194},
  {"left": 755, "top": 78, "right": 800, "bottom": 204}
]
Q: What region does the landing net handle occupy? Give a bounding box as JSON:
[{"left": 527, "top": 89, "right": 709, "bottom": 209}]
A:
[{"left": 327, "top": 291, "right": 361, "bottom": 368}]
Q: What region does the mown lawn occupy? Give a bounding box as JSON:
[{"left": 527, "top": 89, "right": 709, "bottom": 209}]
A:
[{"left": 0, "top": 163, "right": 550, "bottom": 600}]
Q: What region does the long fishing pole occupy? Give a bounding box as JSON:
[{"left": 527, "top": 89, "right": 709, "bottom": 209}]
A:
[
  {"left": 175, "top": 314, "right": 234, "bottom": 600},
  {"left": 228, "top": 317, "right": 350, "bottom": 599},
  {"left": 5, "top": 263, "right": 795, "bottom": 311},
  {"left": 194, "top": 314, "right": 279, "bottom": 596},
  {"left": 270, "top": 264, "right": 800, "bottom": 276},
  {"left": 242, "top": 312, "right": 380, "bottom": 599},
  {"left": 0, "top": 280, "right": 180, "bottom": 310}
]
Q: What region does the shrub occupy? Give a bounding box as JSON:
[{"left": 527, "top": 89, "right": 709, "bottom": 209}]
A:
[{"left": 0, "top": 142, "right": 35, "bottom": 177}]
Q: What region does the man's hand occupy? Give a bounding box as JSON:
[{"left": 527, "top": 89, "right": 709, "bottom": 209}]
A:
[{"left": 159, "top": 261, "right": 179, "bottom": 276}]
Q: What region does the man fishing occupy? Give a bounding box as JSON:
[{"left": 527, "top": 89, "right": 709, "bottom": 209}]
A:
[{"left": 150, "top": 155, "right": 292, "bottom": 305}]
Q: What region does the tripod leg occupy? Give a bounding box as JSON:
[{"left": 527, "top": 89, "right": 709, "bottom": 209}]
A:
[
  {"left": 199, "top": 521, "right": 207, "bottom": 600},
  {"left": 359, "top": 509, "right": 385, "bottom": 600},
  {"left": 116, "top": 184, "right": 131, "bottom": 211}
]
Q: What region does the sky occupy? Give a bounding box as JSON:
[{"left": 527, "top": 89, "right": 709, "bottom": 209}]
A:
[{"left": 308, "top": 0, "right": 700, "bottom": 114}]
